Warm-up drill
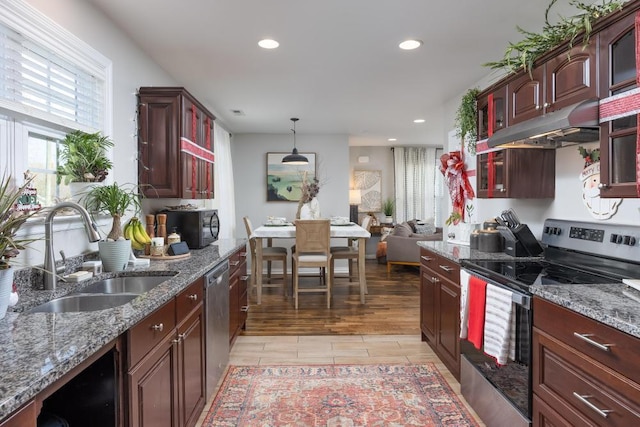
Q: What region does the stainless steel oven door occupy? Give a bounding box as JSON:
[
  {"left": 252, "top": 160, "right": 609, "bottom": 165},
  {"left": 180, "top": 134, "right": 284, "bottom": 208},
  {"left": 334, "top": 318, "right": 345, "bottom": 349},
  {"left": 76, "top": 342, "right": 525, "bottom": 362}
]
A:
[{"left": 460, "top": 268, "right": 533, "bottom": 427}]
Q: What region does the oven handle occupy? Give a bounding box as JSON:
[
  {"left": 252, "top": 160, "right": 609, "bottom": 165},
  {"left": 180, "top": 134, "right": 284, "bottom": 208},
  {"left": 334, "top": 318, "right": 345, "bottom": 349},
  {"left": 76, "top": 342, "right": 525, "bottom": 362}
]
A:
[{"left": 461, "top": 268, "right": 531, "bottom": 310}]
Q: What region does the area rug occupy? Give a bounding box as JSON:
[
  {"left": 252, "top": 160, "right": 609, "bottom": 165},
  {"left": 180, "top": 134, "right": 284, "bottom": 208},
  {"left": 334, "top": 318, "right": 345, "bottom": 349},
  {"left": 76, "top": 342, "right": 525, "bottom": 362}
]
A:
[{"left": 202, "top": 364, "right": 480, "bottom": 426}]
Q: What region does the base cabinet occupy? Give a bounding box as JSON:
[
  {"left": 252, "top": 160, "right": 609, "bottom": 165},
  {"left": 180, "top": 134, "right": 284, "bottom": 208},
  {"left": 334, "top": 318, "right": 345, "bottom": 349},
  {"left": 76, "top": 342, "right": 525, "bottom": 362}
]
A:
[
  {"left": 127, "top": 278, "right": 205, "bottom": 427},
  {"left": 229, "top": 246, "right": 248, "bottom": 345},
  {"left": 419, "top": 247, "right": 460, "bottom": 380},
  {"left": 0, "top": 402, "right": 36, "bottom": 427},
  {"left": 532, "top": 297, "right": 640, "bottom": 427}
]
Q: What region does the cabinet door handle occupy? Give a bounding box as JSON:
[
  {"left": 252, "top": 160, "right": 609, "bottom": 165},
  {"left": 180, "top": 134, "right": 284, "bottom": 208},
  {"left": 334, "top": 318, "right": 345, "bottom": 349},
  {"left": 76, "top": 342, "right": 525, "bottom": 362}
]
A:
[
  {"left": 178, "top": 333, "right": 186, "bottom": 340},
  {"left": 431, "top": 276, "right": 440, "bottom": 283},
  {"left": 543, "top": 102, "right": 550, "bottom": 108},
  {"left": 573, "top": 333, "right": 612, "bottom": 351},
  {"left": 187, "top": 294, "right": 198, "bottom": 301},
  {"left": 151, "top": 323, "right": 164, "bottom": 332},
  {"left": 240, "top": 275, "right": 249, "bottom": 281},
  {"left": 535, "top": 104, "right": 541, "bottom": 110},
  {"left": 572, "top": 392, "right": 613, "bottom": 418},
  {"left": 598, "top": 182, "right": 609, "bottom": 189},
  {"left": 439, "top": 265, "right": 455, "bottom": 272},
  {"left": 420, "top": 256, "right": 434, "bottom": 262},
  {"left": 241, "top": 305, "right": 250, "bottom": 312},
  {"left": 229, "top": 260, "right": 240, "bottom": 266},
  {"left": 239, "top": 252, "right": 248, "bottom": 258}
]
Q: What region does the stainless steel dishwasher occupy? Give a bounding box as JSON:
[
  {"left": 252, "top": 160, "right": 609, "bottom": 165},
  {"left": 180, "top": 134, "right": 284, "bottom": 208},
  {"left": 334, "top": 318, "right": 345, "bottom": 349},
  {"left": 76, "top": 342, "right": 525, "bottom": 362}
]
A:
[{"left": 204, "top": 260, "right": 230, "bottom": 399}]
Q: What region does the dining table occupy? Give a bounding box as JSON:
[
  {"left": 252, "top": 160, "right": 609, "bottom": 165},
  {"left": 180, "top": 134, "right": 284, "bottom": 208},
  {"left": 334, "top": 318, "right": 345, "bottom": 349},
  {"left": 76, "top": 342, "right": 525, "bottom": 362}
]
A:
[{"left": 251, "top": 222, "right": 371, "bottom": 305}]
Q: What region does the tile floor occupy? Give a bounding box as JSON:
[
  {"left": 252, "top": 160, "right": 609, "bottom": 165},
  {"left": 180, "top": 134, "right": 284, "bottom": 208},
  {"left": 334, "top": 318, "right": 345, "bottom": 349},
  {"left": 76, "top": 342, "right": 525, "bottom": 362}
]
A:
[{"left": 196, "top": 334, "right": 485, "bottom": 426}]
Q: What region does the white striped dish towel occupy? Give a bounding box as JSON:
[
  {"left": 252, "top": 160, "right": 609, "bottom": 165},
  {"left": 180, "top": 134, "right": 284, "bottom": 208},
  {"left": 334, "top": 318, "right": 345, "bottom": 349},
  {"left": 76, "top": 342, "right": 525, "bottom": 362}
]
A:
[
  {"left": 459, "top": 270, "right": 471, "bottom": 339},
  {"left": 483, "top": 283, "right": 514, "bottom": 365}
]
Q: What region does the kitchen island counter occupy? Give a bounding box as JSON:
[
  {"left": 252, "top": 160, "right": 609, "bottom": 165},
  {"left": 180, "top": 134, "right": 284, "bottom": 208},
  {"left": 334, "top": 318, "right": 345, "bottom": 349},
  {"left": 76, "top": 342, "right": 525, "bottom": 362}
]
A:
[{"left": 0, "top": 238, "right": 246, "bottom": 420}]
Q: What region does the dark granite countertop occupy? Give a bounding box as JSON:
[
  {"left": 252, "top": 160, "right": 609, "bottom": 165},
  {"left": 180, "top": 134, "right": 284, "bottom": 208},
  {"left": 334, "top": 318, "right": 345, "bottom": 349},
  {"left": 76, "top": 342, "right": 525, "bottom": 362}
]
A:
[
  {"left": 417, "top": 240, "right": 640, "bottom": 341},
  {"left": 0, "top": 238, "right": 246, "bottom": 420}
]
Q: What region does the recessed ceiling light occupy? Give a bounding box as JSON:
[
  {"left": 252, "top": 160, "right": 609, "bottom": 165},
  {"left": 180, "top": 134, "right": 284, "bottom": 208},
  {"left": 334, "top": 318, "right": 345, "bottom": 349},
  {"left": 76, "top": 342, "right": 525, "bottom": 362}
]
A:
[
  {"left": 413, "top": 119, "right": 426, "bottom": 124},
  {"left": 258, "top": 39, "right": 279, "bottom": 49},
  {"left": 388, "top": 138, "right": 397, "bottom": 142},
  {"left": 399, "top": 39, "right": 423, "bottom": 50}
]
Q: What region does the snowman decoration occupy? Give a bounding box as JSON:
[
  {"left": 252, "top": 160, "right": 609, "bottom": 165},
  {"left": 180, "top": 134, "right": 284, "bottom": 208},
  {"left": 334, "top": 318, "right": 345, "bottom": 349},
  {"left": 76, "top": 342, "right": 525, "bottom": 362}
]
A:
[{"left": 578, "top": 147, "right": 622, "bottom": 220}]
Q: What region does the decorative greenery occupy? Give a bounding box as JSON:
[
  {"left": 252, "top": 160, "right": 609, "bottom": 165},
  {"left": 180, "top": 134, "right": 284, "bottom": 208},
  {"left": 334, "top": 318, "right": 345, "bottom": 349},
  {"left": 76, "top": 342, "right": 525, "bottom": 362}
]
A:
[
  {"left": 578, "top": 146, "right": 600, "bottom": 166},
  {"left": 83, "top": 182, "right": 142, "bottom": 240},
  {"left": 57, "top": 130, "right": 114, "bottom": 184},
  {"left": 454, "top": 88, "right": 480, "bottom": 155},
  {"left": 382, "top": 198, "right": 395, "bottom": 217},
  {"left": 445, "top": 211, "right": 462, "bottom": 226},
  {"left": 0, "top": 174, "right": 39, "bottom": 269},
  {"left": 484, "top": 0, "right": 625, "bottom": 75}
]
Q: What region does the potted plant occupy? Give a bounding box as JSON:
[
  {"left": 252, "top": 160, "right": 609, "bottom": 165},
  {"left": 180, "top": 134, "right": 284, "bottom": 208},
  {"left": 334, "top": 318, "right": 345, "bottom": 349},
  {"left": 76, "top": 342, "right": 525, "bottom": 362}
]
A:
[
  {"left": 0, "top": 174, "right": 39, "bottom": 317},
  {"left": 382, "top": 198, "right": 395, "bottom": 224},
  {"left": 83, "top": 182, "right": 143, "bottom": 272},
  {"left": 57, "top": 130, "right": 114, "bottom": 199}
]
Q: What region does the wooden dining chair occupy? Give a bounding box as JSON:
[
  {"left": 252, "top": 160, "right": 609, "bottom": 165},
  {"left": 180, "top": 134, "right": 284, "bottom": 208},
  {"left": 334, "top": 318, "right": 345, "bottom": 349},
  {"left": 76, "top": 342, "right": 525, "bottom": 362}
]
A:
[
  {"left": 292, "top": 219, "right": 332, "bottom": 309},
  {"left": 243, "top": 216, "right": 288, "bottom": 297},
  {"left": 330, "top": 215, "right": 371, "bottom": 291}
]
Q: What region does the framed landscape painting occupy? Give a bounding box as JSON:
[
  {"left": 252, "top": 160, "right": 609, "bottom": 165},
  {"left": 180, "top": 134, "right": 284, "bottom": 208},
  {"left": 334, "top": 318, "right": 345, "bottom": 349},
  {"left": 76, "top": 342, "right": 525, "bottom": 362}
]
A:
[
  {"left": 266, "top": 152, "right": 316, "bottom": 202},
  {"left": 354, "top": 169, "right": 382, "bottom": 212}
]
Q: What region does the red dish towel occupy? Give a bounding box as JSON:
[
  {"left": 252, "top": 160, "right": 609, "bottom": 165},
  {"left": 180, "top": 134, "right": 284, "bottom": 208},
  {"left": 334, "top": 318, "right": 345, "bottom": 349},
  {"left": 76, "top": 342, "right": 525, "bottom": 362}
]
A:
[{"left": 467, "top": 276, "right": 487, "bottom": 350}]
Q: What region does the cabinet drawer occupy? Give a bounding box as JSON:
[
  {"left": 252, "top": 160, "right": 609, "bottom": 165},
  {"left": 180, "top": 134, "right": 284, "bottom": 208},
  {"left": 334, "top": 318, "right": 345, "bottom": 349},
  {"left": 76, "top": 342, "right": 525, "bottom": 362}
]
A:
[
  {"left": 176, "top": 277, "right": 203, "bottom": 321},
  {"left": 228, "top": 248, "right": 245, "bottom": 275},
  {"left": 534, "top": 297, "right": 640, "bottom": 384},
  {"left": 128, "top": 299, "right": 176, "bottom": 367},
  {"left": 420, "top": 248, "right": 459, "bottom": 284},
  {"left": 533, "top": 329, "right": 640, "bottom": 427}
]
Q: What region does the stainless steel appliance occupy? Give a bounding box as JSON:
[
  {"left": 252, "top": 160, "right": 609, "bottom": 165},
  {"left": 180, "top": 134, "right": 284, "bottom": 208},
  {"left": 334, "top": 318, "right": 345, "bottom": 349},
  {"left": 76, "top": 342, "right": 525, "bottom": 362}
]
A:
[
  {"left": 461, "top": 218, "right": 640, "bottom": 427},
  {"left": 163, "top": 209, "right": 219, "bottom": 249},
  {"left": 204, "top": 261, "right": 230, "bottom": 399}
]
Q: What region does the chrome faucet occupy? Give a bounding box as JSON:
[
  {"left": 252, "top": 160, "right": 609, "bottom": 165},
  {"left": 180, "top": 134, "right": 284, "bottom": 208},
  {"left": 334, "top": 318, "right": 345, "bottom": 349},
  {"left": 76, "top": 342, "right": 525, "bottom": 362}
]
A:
[{"left": 44, "top": 201, "right": 101, "bottom": 290}]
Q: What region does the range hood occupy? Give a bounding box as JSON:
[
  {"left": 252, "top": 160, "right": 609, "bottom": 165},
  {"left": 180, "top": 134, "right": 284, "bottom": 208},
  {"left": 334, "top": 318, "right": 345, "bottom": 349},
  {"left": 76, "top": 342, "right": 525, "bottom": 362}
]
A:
[{"left": 487, "top": 99, "right": 600, "bottom": 149}]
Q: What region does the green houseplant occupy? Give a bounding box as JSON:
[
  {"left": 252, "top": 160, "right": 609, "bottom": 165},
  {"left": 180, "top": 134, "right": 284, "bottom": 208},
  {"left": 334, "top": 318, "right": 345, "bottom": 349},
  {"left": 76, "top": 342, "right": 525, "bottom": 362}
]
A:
[
  {"left": 382, "top": 198, "right": 395, "bottom": 223},
  {"left": 83, "top": 182, "right": 143, "bottom": 272},
  {"left": 56, "top": 130, "right": 114, "bottom": 184},
  {"left": 454, "top": 88, "right": 480, "bottom": 155},
  {"left": 0, "top": 174, "right": 39, "bottom": 317}
]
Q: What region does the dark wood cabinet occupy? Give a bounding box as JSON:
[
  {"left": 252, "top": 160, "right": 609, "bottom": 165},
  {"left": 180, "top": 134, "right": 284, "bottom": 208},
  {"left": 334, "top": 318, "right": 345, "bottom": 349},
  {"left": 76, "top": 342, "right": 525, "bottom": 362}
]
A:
[
  {"left": 0, "top": 401, "right": 36, "bottom": 427},
  {"left": 477, "top": 84, "right": 507, "bottom": 140},
  {"left": 532, "top": 297, "right": 640, "bottom": 426},
  {"left": 545, "top": 42, "right": 598, "bottom": 113},
  {"left": 138, "top": 87, "right": 215, "bottom": 199},
  {"left": 127, "top": 278, "right": 205, "bottom": 427},
  {"left": 477, "top": 148, "right": 555, "bottom": 198},
  {"left": 508, "top": 66, "right": 545, "bottom": 126},
  {"left": 598, "top": 9, "right": 638, "bottom": 198},
  {"left": 419, "top": 247, "right": 460, "bottom": 380},
  {"left": 229, "top": 246, "right": 248, "bottom": 345}
]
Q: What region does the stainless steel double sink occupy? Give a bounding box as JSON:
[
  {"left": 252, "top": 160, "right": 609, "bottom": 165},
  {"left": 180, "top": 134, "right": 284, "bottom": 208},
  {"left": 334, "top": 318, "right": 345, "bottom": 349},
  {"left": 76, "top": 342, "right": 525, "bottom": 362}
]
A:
[{"left": 28, "top": 276, "right": 174, "bottom": 314}]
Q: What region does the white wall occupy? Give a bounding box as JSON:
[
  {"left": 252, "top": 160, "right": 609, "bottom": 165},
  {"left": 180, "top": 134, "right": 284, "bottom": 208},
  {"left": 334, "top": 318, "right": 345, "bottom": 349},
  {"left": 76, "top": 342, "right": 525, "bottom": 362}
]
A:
[
  {"left": 232, "top": 133, "right": 350, "bottom": 241},
  {"left": 17, "top": 0, "right": 178, "bottom": 266}
]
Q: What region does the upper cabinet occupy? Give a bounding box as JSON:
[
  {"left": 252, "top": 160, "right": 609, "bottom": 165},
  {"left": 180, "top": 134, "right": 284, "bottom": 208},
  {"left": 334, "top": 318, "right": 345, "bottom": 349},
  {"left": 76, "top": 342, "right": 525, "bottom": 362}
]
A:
[
  {"left": 477, "top": 84, "right": 507, "bottom": 140},
  {"left": 138, "top": 87, "right": 215, "bottom": 199},
  {"left": 598, "top": 9, "right": 638, "bottom": 198},
  {"left": 508, "top": 42, "right": 597, "bottom": 126}
]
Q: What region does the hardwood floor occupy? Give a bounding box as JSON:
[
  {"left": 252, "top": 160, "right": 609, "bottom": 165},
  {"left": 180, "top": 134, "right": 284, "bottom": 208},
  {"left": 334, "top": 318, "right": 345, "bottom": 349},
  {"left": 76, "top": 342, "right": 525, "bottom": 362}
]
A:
[{"left": 244, "top": 260, "right": 421, "bottom": 335}]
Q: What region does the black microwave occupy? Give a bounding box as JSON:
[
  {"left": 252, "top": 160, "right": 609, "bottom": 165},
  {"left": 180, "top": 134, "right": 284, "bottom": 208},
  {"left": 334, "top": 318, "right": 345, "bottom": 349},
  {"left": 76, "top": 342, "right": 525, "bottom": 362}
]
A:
[{"left": 163, "top": 209, "right": 219, "bottom": 249}]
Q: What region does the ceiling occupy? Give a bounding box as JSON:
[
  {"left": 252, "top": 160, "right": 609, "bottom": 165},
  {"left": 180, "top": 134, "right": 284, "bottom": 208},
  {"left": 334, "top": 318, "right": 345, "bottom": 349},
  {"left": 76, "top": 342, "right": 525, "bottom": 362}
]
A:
[{"left": 85, "top": 0, "right": 591, "bottom": 146}]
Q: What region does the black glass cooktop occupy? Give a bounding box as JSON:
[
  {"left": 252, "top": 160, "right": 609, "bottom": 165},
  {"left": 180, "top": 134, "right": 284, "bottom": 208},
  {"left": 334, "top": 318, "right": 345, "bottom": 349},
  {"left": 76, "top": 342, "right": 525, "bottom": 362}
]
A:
[{"left": 461, "top": 259, "right": 620, "bottom": 295}]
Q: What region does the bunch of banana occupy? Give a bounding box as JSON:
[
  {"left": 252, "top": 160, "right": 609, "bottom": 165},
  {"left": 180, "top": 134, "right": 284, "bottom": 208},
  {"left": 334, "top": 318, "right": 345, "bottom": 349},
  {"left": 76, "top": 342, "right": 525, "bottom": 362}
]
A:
[{"left": 124, "top": 217, "right": 152, "bottom": 250}]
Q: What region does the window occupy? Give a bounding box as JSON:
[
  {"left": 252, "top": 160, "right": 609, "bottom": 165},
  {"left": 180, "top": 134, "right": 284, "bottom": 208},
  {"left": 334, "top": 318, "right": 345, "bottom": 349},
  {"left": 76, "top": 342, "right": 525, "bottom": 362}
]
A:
[{"left": 0, "top": 0, "right": 112, "bottom": 206}]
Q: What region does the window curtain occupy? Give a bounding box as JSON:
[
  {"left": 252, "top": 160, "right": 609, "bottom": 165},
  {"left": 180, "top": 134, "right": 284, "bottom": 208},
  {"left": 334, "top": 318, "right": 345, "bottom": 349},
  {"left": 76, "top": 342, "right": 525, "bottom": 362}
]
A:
[
  {"left": 213, "top": 122, "right": 236, "bottom": 239},
  {"left": 393, "top": 146, "right": 438, "bottom": 223}
]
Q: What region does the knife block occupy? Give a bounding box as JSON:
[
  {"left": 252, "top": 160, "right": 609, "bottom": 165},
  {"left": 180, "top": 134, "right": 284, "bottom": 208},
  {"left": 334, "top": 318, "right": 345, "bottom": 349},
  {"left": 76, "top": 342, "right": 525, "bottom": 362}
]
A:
[{"left": 511, "top": 224, "right": 544, "bottom": 256}]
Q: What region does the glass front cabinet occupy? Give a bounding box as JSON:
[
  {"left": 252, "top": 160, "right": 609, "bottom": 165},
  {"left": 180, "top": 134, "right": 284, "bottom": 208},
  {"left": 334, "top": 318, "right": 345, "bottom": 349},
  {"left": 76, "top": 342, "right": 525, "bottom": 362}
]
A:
[{"left": 599, "top": 9, "right": 638, "bottom": 198}]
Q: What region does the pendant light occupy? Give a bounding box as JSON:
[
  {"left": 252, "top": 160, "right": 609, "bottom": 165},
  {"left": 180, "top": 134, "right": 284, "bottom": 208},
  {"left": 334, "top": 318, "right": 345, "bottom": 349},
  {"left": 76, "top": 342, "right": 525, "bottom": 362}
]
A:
[{"left": 282, "top": 117, "right": 308, "bottom": 165}]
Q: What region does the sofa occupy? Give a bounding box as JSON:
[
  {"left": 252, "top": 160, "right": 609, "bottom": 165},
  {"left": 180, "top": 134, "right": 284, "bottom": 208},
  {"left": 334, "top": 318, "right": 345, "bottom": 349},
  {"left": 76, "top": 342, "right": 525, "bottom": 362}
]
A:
[{"left": 385, "top": 221, "right": 443, "bottom": 276}]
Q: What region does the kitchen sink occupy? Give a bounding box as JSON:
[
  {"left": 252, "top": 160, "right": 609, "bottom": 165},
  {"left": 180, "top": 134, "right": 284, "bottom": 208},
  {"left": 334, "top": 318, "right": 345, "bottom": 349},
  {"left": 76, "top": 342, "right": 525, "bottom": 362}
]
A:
[
  {"left": 80, "top": 276, "right": 172, "bottom": 295},
  {"left": 27, "top": 293, "right": 139, "bottom": 313}
]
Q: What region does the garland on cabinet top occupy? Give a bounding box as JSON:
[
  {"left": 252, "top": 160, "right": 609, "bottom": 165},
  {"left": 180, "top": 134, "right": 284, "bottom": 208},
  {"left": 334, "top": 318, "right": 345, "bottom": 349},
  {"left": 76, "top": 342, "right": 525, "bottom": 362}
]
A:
[{"left": 484, "top": 0, "right": 627, "bottom": 75}]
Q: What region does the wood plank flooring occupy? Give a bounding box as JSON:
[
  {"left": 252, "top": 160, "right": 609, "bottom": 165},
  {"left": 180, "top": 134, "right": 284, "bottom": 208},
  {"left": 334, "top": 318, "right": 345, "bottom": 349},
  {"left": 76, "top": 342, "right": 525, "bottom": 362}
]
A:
[{"left": 244, "top": 260, "right": 421, "bottom": 335}]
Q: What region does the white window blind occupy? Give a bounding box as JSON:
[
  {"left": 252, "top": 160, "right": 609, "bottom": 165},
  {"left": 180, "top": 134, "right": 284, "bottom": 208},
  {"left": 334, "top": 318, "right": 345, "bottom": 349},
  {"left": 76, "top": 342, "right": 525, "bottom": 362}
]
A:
[{"left": 0, "top": 0, "right": 111, "bottom": 134}]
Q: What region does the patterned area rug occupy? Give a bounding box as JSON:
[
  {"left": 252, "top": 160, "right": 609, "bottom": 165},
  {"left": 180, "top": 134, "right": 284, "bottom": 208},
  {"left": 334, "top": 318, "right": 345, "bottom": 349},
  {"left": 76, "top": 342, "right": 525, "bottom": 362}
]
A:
[{"left": 202, "top": 364, "right": 480, "bottom": 426}]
